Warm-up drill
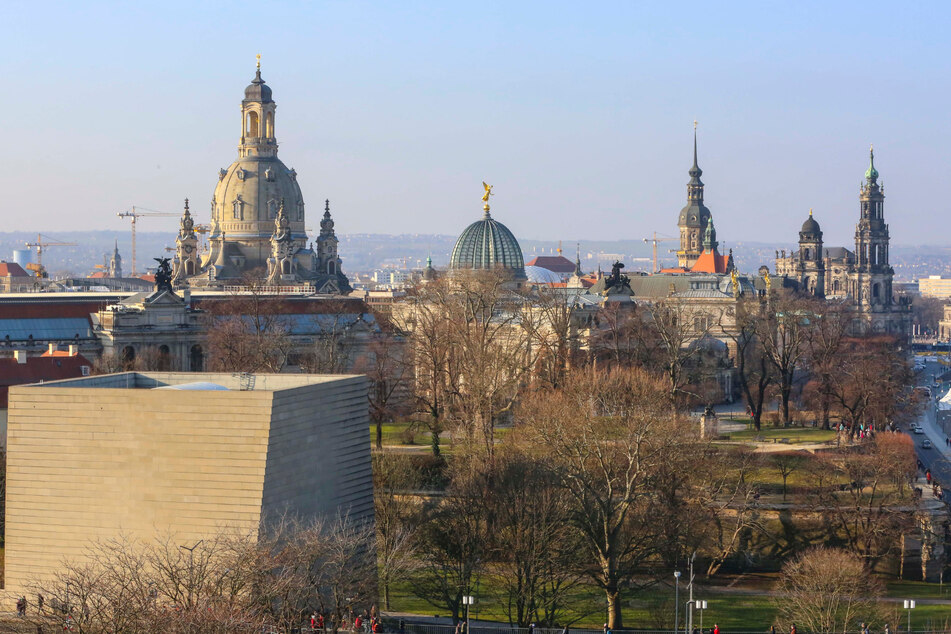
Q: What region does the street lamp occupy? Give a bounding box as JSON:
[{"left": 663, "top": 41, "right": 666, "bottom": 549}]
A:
[
  {"left": 697, "top": 601, "right": 708, "bottom": 633},
  {"left": 462, "top": 594, "right": 475, "bottom": 634},
  {"left": 674, "top": 571, "right": 681, "bottom": 634},
  {"left": 904, "top": 600, "right": 915, "bottom": 632},
  {"left": 179, "top": 540, "right": 204, "bottom": 609}
]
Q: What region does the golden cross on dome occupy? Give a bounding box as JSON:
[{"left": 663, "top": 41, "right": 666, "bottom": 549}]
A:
[
  {"left": 694, "top": 119, "right": 698, "bottom": 130},
  {"left": 256, "top": 54, "right": 261, "bottom": 70}
]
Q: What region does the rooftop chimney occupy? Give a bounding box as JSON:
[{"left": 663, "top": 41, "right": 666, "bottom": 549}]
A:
[
  {"left": 48, "top": 343, "right": 58, "bottom": 355},
  {"left": 68, "top": 344, "right": 78, "bottom": 357},
  {"left": 14, "top": 350, "right": 27, "bottom": 364}
]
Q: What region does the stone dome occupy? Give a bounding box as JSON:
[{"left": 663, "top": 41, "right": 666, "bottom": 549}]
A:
[
  {"left": 244, "top": 69, "right": 273, "bottom": 103},
  {"left": 450, "top": 210, "right": 526, "bottom": 278},
  {"left": 678, "top": 202, "right": 711, "bottom": 228},
  {"left": 801, "top": 213, "right": 820, "bottom": 234}
]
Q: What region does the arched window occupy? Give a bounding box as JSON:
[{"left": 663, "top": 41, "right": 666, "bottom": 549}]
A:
[
  {"left": 329, "top": 261, "right": 336, "bottom": 275},
  {"left": 247, "top": 111, "right": 259, "bottom": 137},
  {"left": 804, "top": 248, "right": 810, "bottom": 260},
  {"left": 282, "top": 259, "right": 291, "bottom": 274},
  {"left": 189, "top": 345, "right": 203, "bottom": 372},
  {"left": 873, "top": 283, "right": 880, "bottom": 299},
  {"left": 833, "top": 280, "right": 840, "bottom": 293},
  {"left": 185, "top": 260, "right": 195, "bottom": 275},
  {"left": 265, "top": 111, "right": 274, "bottom": 137}
]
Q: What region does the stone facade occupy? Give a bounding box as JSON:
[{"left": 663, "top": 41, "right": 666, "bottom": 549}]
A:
[
  {"left": 171, "top": 62, "right": 351, "bottom": 294},
  {"left": 4, "top": 372, "right": 373, "bottom": 597},
  {"left": 775, "top": 148, "right": 910, "bottom": 336}
]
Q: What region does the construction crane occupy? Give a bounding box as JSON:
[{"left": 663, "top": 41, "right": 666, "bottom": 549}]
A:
[
  {"left": 24, "top": 234, "right": 78, "bottom": 278},
  {"left": 117, "top": 206, "right": 178, "bottom": 276},
  {"left": 642, "top": 232, "right": 678, "bottom": 273}
]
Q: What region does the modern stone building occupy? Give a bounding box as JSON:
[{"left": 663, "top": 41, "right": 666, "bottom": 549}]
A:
[{"left": 4, "top": 372, "right": 373, "bottom": 595}]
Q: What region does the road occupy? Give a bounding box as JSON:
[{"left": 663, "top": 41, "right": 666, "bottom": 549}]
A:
[{"left": 911, "top": 361, "right": 951, "bottom": 492}]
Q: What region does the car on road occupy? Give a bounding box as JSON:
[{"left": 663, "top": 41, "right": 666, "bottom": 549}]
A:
[
  {"left": 923, "top": 439, "right": 933, "bottom": 449},
  {"left": 914, "top": 426, "right": 925, "bottom": 434}
]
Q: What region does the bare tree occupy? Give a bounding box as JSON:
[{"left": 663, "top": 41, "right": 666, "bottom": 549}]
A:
[
  {"left": 203, "top": 282, "right": 292, "bottom": 373},
  {"left": 808, "top": 435, "right": 917, "bottom": 565},
  {"left": 758, "top": 294, "right": 814, "bottom": 426},
  {"left": 774, "top": 547, "right": 884, "bottom": 633},
  {"left": 485, "top": 449, "right": 583, "bottom": 627},
  {"left": 726, "top": 298, "right": 774, "bottom": 430},
  {"left": 410, "top": 454, "right": 488, "bottom": 624},
  {"left": 372, "top": 453, "right": 420, "bottom": 610},
  {"left": 518, "top": 367, "right": 682, "bottom": 629}
]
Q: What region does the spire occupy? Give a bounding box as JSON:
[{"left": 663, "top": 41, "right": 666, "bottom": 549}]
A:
[
  {"left": 574, "top": 243, "right": 583, "bottom": 276},
  {"left": 865, "top": 144, "right": 879, "bottom": 183},
  {"left": 689, "top": 120, "right": 702, "bottom": 179}
]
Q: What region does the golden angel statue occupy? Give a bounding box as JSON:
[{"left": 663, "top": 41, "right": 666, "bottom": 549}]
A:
[{"left": 482, "top": 181, "right": 493, "bottom": 203}]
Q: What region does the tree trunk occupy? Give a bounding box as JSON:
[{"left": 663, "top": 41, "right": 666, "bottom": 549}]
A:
[
  {"left": 605, "top": 585, "right": 622, "bottom": 629},
  {"left": 376, "top": 421, "right": 383, "bottom": 450}
]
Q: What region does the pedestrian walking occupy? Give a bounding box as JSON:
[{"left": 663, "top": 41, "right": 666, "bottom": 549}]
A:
[
  {"left": 713, "top": 624, "right": 719, "bottom": 634},
  {"left": 529, "top": 623, "right": 536, "bottom": 634},
  {"left": 884, "top": 624, "right": 890, "bottom": 634},
  {"left": 789, "top": 625, "right": 796, "bottom": 634},
  {"left": 399, "top": 619, "right": 405, "bottom": 634},
  {"left": 927, "top": 469, "right": 932, "bottom": 484},
  {"left": 769, "top": 626, "right": 775, "bottom": 634}
]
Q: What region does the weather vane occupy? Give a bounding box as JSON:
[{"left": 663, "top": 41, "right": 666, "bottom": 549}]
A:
[{"left": 482, "top": 181, "right": 493, "bottom": 212}]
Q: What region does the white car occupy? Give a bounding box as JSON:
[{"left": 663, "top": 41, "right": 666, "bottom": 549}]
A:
[
  {"left": 914, "top": 426, "right": 925, "bottom": 434},
  {"left": 923, "top": 439, "right": 933, "bottom": 449}
]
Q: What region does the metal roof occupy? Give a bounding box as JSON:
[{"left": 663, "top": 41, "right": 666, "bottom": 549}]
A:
[{"left": 0, "top": 318, "right": 94, "bottom": 341}]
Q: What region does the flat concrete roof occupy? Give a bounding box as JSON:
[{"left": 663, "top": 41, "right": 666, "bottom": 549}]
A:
[{"left": 24, "top": 371, "right": 364, "bottom": 392}]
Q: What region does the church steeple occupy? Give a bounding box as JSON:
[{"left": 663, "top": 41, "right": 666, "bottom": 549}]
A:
[
  {"left": 239, "top": 55, "right": 278, "bottom": 158},
  {"left": 687, "top": 120, "right": 704, "bottom": 203},
  {"left": 677, "top": 121, "right": 713, "bottom": 269}
]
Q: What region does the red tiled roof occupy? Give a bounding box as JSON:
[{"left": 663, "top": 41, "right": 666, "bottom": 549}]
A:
[
  {"left": 0, "top": 354, "right": 93, "bottom": 407},
  {"left": 88, "top": 271, "right": 110, "bottom": 278},
  {"left": 526, "top": 256, "right": 577, "bottom": 274},
  {"left": 0, "top": 262, "right": 30, "bottom": 277},
  {"left": 691, "top": 248, "right": 730, "bottom": 274}
]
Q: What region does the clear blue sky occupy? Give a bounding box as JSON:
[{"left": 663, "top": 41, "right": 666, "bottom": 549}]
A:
[{"left": 3, "top": 1, "right": 949, "bottom": 249}]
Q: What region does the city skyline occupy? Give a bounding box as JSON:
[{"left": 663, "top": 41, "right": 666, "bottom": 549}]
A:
[{"left": 3, "top": 1, "right": 949, "bottom": 248}]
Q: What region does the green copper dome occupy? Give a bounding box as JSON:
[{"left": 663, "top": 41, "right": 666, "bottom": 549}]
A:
[{"left": 449, "top": 209, "right": 526, "bottom": 278}]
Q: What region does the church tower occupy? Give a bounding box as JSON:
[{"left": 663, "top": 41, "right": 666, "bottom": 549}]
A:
[
  {"left": 849, "top": 146, "right": 892, "bottom": 313},
  {"left": 797, "top": 209, "right": 825, "bottom": 297},
  {"left": 677, "top": 124, "right": 712, "bottom": 269},
  {"left": 172, "top": 199, "right": 199, "bottom": 282},
  {"left": 108, "top": 241, "right": 123, "bottom": 279},
  {"left": 239, "top": 55, "right": 278, "bottom": 159}
]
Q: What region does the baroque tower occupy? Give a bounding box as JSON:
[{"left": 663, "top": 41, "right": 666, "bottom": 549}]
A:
[
  {"left": 849, "top": 147, "right": 892, "bottom": 312},
  {"left": 677, "top": 124, "right": 712, "bottom": 269},
  {"left": 797, "top": 209, "right": 825, "bottom": 297},
  {"left": 172, "top": 199, "right": 199, "bottom": 281}
]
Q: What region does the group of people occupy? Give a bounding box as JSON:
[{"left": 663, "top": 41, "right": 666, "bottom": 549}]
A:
[{"left": 310, "top": 610, "right": 388, "bottom": 633}]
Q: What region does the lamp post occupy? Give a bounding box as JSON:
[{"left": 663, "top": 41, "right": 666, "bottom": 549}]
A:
[
  {"left": 697, "top": 601, "right": 708, "bottom": 633},
  {"left": 904, "top": 600, "right": 915, "bottom": 632},
  {"left": 674, "top": 571, "right": 681, "bottom": 634},
  {"left": 462, "top": 594, "right": 475, "bottom": 634},
  {"left": 179, "top": 540, "right": 204, "bottom": 609}
]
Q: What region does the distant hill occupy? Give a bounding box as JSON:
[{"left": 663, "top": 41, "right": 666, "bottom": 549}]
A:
[{"left": 1, "top": 231, "right": 946, "bottom": 282}]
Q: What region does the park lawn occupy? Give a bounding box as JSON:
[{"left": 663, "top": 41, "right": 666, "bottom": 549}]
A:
[
  {"left": 372, "top": 421, "right": 433, "bottom": 446},
  {"left": 724, "top": 427, "right": 837, "bottom": 444}
]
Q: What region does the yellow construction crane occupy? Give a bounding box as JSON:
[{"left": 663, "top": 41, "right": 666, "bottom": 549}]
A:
[
  {"left": 117, "top": 206, "right": 178, "bottom": 276},
  {"left": 642, "top": 232, "right": 678, "bottom": 273},
  {"left": 24, "top": 234, "right": 78, "bottom": 278}
]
